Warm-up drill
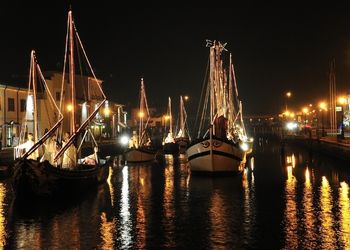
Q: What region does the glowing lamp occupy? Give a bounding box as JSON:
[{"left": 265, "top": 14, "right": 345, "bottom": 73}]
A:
[
  {"left": 67, "top": 104, "right": 73, "bottom": 112},
  {"left": 240, "top": 142, "right": 249, "bottom": 152},
  {"left": 104, "top": 108, "right": 110, "bottom": 116},
  {"left": 119, "top": 135, "right": 129, "bottom": 146}
]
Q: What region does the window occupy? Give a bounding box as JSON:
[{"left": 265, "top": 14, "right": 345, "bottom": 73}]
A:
[
  {"left": 56, "top": 92, "right": 60, "bottom": 101},
  {"left": 20, "top": 99, "right": 26, "bottom": 112},
  {"left": 8, "top": 98, "right": 15, "bottom": 111}
]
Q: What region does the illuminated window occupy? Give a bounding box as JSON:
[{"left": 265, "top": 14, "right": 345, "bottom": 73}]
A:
[
  {"left": 20, "top": 99, "right": 26, "bottom": 112},
  {"left": 8, "top": 98, "right": 14, "bottom": 111}
]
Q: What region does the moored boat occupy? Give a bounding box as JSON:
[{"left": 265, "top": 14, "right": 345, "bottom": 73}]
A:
[
  {"left": 12, "top": 10, "right": 110, "bottom": 198},
  {"left": 123, "top": 78, "right": 156, "bottom": 163},
  {"left": 186, "top": 40, "right": 252, "bottom": 174},
  {"left": 175, "top": 95, "right": 191, "bottom": 154}
]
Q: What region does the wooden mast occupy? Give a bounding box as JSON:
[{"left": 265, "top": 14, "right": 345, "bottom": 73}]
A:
[
  {"left": 31, "top": 50, "right": 38, "bottom": 144},
  {"left": 23, "top": 52, "right": 64, "bottom": 159},
  {"left": 69, "top": 10, "right": 76, "bottom": 135},
  {"left": 179, "top": 96, "right": 184, "bottom": 137},
  {"left": 169, "top": 97, "right": 172, "bottom": 135},
  {"left": 139, "top": 78, "right": 144, "bottom": 147}
]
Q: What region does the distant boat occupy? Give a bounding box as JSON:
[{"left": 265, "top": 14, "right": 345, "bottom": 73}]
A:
[
  {"left": 175, "top": 95, "right": 191, "bottom": 154},
  {"left": 186, "top": 40, "right": 252, "bottom": 174},
  {"left": 12, "top": 11, "right": 110, "bottom": 198},
  {"left": 123, "top": 78, "right": 156, "bottom": 163},
  {"left": 163, "top": 97, "right": 179, "bottom": 155}
]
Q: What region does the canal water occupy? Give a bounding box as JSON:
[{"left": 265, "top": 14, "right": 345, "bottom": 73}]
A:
[{"left": 1, "top": 139, "right": 350, "bottom": 249}]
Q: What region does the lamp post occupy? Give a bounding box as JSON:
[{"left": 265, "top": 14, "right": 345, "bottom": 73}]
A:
[{"left": 285, "top": 91, "right": 292, "bottom": 111}]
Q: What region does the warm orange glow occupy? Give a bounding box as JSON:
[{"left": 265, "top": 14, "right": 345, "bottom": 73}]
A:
[
  {"left": 289, "top": 112, "right": 295, "bottom": 118},
  {"left": 340, "top": 181, "right": 350, "bottom": 248},
  {"left": 164, "top": 115, "right": 170, "bottom": 120},
  {"left": 138, "top": 112, "right": 144, "bottom": 118},
  {"left": 107, "top": 166, "right": 114, "bottom": 205},
  {"left": 67, "top": 104, "right": 73, "bottom": 112},
  {"left": 184, "top": 95, "right": 189, "bottom": 101},
  {"left": 284, "top": 163, "right": 297, "bottom": 249},
  {"left": 338, "top": 96, "right": 347, "bottom": 105},
  {"left": 0, "top": 183, "right": 5, "bottom": 248},
  {"left": 104, "top": 108, "right": 110, "bottom": 116},
  {"left": 302, "top": 167, "right": 315, "bottom": 244},
  {"left": 319, "top": 102, "right": 327, "bottom": 111},
  {"left": 284, "top": 110, "right": 290, "bottom": 117},
  {"left": 99, "top": 212, "right": 116, "bottom": 249},
  {"left": 320, "top": 176, "right": 335, "bottom": 248},
  {"left": 286, "top": 92, "right": 292, "bottom": 98},
  {"left": 305, "top": 168, "right": 310, "bottom": 184},
  {"left": 302, "top": 107, "right": 309, "bottom": 114}
]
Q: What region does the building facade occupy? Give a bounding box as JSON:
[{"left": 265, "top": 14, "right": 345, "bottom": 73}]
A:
[{"left": 0, "top": 71, "right": 127, "bottom": 148}]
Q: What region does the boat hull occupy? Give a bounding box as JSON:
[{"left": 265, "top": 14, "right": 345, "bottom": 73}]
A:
[
  {"left": 175, "top": 137, "right": 190, "bottom": 154},
  {"left": 186, "top": 138, "right": 246, "bottom": 174},
  {"left": 124, "top": 148, "right": 155, "bottom": 163},
  {"left": 12, "top": 159, "right": 110, "bottom": 198},
  {"left": 163, "top": 142, "right": 179, "bottom": 155}
]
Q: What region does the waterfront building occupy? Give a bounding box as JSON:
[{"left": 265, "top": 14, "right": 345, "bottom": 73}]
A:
[{"left": 0, "top": 71, "right": 127, "bottom": 148}]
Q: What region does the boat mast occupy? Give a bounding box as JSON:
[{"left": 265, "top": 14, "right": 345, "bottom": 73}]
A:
[
  {"left": 180, "top": 96, "right": 184, "bottom": 136},
  {"left": 69, "top": 10, "right": 76, "bottom": 135},
  {"left": 169, "top": 97, "right": 172, "bottom": 135},
  {"left": 209, "top": 43, "right": 215, "bottom": 128},
  {"left": 23, "top": 51, "right": 64, "bottom": 159},
  {"left": 139, "top": 78, "right": 145, "bottom": 146},
  {"left": 54, "top": 10, "right": 106, "bottom": 162},
  {"left": 31, "top": 50, "right": 38, "bottom": 143}
]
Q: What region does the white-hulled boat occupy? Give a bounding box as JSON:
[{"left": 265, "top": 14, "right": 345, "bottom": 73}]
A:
[
  {"left": 163, "top": 97, "right": 179, "bottom": 155},
  {"left": 186, "top": 40, "right": 252, "bottom": 174},
  {"left": 187, "top": 131, "right": 246, "bottom": 173},
  {"left": 124, "top": 147, "right": 155, "bottom": 163},
  {"left": 175, "top": 95, "right": 191, "bottom": 154},
  {"left": 123, "top": 78, "right": 156, "bottom": 163}
]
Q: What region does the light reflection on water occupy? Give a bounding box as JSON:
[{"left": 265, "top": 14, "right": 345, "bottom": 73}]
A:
[
  {"left": 283, "top": 162, "right": 298, "bottom": 249},
  {"left": 301, "top": 167, "right": 317, "bottom": 249},
  {"left": 280, "top": 145, "right": 350, "bottom": 249},
  {"left": 242, "top": 159, "right": 255, "bottom": 247},
  {"left": 339, "top": 181, "right": 350, "bottom": 248},
  {"left": 163, "top": 155, "right": 175, "bottom": 248},
  {"left": 0, "top": 183, "right": 7, "bottom": 247},
  {"left": 119, "top": 166, "right": 132, "bottom": 249},
  {"left": 2, "top": 142, "right": 350, "bottom": 248},
  {"left": 320, "top": 176, "right": 336, "bottom": 248}
]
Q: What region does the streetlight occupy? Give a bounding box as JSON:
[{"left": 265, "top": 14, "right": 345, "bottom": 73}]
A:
[
  {"left": 285, "top": 91, "right": 292, "bottom": 111},
  {"left": 319, "top": 101, "right": 327, "bottom": 137},
  {"left": 67, "top": 104, "right": 73, "bottom": 112}
]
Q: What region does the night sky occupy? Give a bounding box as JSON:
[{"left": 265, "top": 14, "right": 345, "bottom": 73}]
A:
[{"left": 1, "top": 4, "right": 350, "bottom": 115}]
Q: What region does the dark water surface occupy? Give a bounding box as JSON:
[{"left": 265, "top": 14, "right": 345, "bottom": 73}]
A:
[{"left": 1, "top": 140, "right": 350, "bottom": 249}]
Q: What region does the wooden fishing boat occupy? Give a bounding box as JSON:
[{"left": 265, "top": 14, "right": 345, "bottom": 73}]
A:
[
  {"left": 12, "top": 10, "right": 110, "bottom": 198},
  {"left": 186, "top": 40, "right": 252, "bottom": 174},
  {"left": 174, "top": 95, "right": 191, "bottom": 154},
  {"left": 123, "top": 78, "right": 156, "bottom": 163},
  {"left": 163, "top": 97, "right": 179, "bottom": 155}
]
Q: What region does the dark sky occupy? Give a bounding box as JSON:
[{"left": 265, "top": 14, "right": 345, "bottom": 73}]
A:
[{"left": 1, "top": 4, "right": 350, "bottom": 115}]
